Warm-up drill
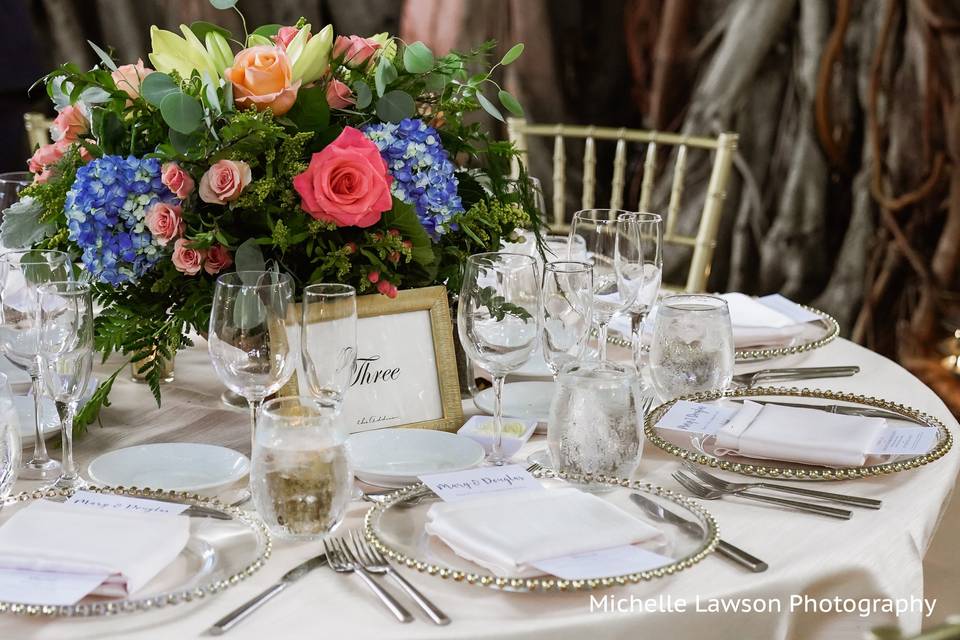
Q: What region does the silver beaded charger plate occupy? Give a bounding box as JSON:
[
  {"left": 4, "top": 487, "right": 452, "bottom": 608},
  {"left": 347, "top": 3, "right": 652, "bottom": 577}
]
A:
[
  {"left": 644, "top": 386, "right": 953, "bottom": 481},
  {"left": 0, "top": 486, "right": 271, "bottom": 617},
  {"left": 364, "top": 470, "right": 719, "bottom": 592}
]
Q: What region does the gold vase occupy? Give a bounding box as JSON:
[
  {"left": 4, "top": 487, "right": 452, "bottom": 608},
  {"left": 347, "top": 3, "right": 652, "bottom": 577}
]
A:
[{"left": 130, "top": 350, "right": 176, "bottom": 384}]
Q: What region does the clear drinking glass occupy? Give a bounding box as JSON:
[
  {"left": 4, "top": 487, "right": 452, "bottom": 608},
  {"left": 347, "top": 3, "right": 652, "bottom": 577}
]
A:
[
  {"left": 252, "top": 396, "right": 352, "bottom": 540},
  {"left": 569, "top": 209, "right": 645, "bottom": 363},
  {"left": 0, "top": 172, "right": 33, "bottom": 214},
  {"left": 300, "top": 284, "right": 357, "bottom": 413},
  {"left": 541, "top": 261, "right": 593, "bottom": 377},
  {"left": 0, "top": 373, "right": 20, "bottom": 499},
  {"left": 0, "top": 249, "right": 72, "bottom": 480},
  {"left": 649, "top": 294, "right": 734, "bottom": 400},
  {"left": 209, "top": 271, "right": 297, "bottom": 455},
  {"left": 547, "top": 361, "right": 645, "bottom": 478},
  {"left": 37, "top": 281, "right": 93, "bottom": 490},
  {"left": 620, "top": 212, "right": 663, "bottom": 370},
  {"left": 458, "top": 252, "right": 540, "bottom": 464}
]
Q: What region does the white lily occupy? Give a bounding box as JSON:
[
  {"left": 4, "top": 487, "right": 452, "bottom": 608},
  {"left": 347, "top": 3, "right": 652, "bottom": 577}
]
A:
[
  {"left": 292, "top": 24, "right": 333, "bottom": 85},
  {"left": 149, "top": 25, "right": 233, "bottom": 79}
]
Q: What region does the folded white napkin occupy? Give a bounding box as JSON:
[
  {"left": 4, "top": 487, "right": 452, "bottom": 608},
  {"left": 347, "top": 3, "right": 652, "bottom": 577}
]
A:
[
  {"left": 714, "top": 401, "right": 887, "bottom": 467},
  {"left": 0, "top": 500, "right": 190, "bottom": 598},
  {"left": 721, "top": 293, "right": 807, "bottom": 348},
  {"left": 424, "top": 488, "right": 665, "bottom": 577}
]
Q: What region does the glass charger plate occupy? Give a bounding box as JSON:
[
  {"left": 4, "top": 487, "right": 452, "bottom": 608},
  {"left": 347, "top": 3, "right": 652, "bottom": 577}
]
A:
[
  {"left": 0, "top": 486, "right": 271, "bottom": 617},
  {"left": 363, "top": 470, "right": 718, "bottom": 592},
  {"left": 644, "top": 386, "right": 953, "bottom": 481}
]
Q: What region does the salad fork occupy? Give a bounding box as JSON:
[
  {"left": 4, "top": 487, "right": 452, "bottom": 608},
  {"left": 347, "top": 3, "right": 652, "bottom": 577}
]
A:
[
  {"left": 730, "top": 366, "right": 859, "bottom": 388},
  {"left": 349, "top": 531, "right": 450, "bottom": 625},
  {"left": 683, "top": 463, "right": 881, "bottom": 509},
  {"left": 323, "top": 537, "right": 413, "bottom": 623},
  {"left": 671, "top": 471, "right": 852, "bottom": 520}
]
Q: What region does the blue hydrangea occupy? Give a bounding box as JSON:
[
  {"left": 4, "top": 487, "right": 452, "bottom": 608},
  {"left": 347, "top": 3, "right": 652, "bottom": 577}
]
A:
[
  {"left": 64, "top": 155, "right": 178, "bottom": 285},
  {"left": 362, "top": 118, "right": 463, "bottom": 239}
]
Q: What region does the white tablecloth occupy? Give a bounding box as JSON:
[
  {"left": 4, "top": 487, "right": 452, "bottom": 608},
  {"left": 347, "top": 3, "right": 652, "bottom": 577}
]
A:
[{"left": 1, "top": 338, "right": 957, "bottom": 640}]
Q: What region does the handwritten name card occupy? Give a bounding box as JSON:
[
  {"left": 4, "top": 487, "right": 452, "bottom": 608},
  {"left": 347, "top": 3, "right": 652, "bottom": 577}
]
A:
[{"left": 419, "top": 464, "right": 543, "bottom": 502}]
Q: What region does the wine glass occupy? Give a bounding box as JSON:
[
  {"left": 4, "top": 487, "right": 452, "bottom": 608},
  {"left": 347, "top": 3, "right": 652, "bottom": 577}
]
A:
[
  {"left": 568, "top": 209, "right": 645, "bottom": 363},
  {"left": 541, "top": 261, "right": 593, "bottom": 377},
  {"left": 0, "top": 372, "right": 20, "bottom": 499},
  {"left": 458, "top": 252, "right": 540, "bottom": 464},
  {"left": 620, "top": 212, "right": 663, "bottom": 369},
  {"left": 37, "top": 281, "right": 93, "bottom": 490},
  {"left": 0, "top": 171, "right": 33, "bottom": 215},
  {"left": 208, "top": 271, "right": 297, "bottom": 455},
  {"left": 0, "top": 249, "right": 72, "bottom": 480},
  {"left": 300, "top": 283, "right": 357, "bottom": 413}
]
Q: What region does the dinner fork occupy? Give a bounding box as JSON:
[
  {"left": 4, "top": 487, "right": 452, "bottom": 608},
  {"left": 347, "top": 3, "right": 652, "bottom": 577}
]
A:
[
  {"left": 671, "top": 471, "right": 852, "bottom": 520},
  {"left": 683, "top": 463, "right": 882, "bottom": 509},
  {"left": 730, "top": 366, "right": 860, "bottom": 388},
  {"left": 323, "top": 537, "right": 413, "bottom": 623},
  {"left": 349, "top": 531, "right": 450, "bottom": 625}
]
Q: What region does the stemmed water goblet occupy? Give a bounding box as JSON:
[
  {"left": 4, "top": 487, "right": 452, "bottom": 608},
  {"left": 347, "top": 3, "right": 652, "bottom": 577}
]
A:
[
  {"left": 619, "top": 212, "right": 663, "bottom": 370},
  {"left": 37, "top": 280, "right": 93, "bottom": 490},
  {"left": 208, "top": 271, "right": 297, "bottom": 455},
  {"left": 300, "top": 283, "right": 357, "bottom": 413},
  {"left": 541, "top": 261, "right": 593, "bottom": 377},
  {"left": 458, "top": 253, "right": 540, "bottom": 465},
  {"left": 0, "top": 249, "right": 73, "bottom": 480}
]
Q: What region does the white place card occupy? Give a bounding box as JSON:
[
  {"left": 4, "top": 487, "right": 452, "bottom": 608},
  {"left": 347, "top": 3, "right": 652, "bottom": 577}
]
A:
[
  {"left": 531, "top": 545, "right": 673, "bottom": 581},
  {"left": 65, "top": 491, "right": 190, "bottom": 516},
  {"left": 868, "top": 426, "right": 939, "bottom": 456},
  {"left": 419, "top": 464, "right": 543, "bottom": 503},
  {"left": 655, "top": 400, "right": 738, "bottom": 436},
  {"left": 0, "top": 568, "right": 110, "bottom": 606}
]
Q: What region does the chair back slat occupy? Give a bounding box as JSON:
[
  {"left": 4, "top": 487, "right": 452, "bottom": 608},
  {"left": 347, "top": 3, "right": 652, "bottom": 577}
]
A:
[
  {"left": 552, "top": 133, "right": 566, "bottom": 230},
  {"left": 665, "top": 143, "right": 688, "bottom": 239},
  {"left": 638, "top": 141, "right": 657, "bottom": 213},
  {"left": 610, "top": 135, "right": 627, "bottom": 211},
  {"left": 581, "top": 134, "right": 596, "bottom": 209}
]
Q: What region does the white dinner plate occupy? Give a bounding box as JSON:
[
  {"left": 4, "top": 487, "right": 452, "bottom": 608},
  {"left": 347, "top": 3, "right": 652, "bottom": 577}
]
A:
[
  {"left": 14, "top": 395, "right": 59, "bottom": 447},
  {"left": 473, "top": 381, "right": 555, "bottom": 433},
  {"left": 88, "top": 443, "right": 250, "bottom": 494},
  {"left": 347, "top": 429, "right": 486, "bottom": 488}
]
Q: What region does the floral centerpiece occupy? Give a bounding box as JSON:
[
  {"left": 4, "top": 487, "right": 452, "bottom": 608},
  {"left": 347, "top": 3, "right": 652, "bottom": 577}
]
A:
[{"left": 5, "top": 0, "right": 541, "bottom": 428}]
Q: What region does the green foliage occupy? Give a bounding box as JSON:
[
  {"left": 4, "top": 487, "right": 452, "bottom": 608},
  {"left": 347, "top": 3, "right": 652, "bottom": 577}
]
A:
[{"left": 73, "top": 364, "right": 124, "bottom": 436}]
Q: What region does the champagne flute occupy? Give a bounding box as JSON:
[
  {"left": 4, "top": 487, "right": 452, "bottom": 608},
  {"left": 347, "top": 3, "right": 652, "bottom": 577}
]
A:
[
  {"left": 569, "top": 209, "right": 644, "bottom": 363},
  {"left": 619, "top": 212, "right": 663, "bottom": 370},
  {"left": 541, "top": 261, "right": 593, "bottom": 377},
  {"left": 0, "top": 249, "right": 72, "bottom": 480},
  {"left": 209, "top": 271, "right": 296, "bottom": 455},
  {"left": 300, "top": 284, "right": 357, "bottom": 413},
  {"left": 37, "top": 281, "right": 93, "bottom": 490},
  {"left": 458, "top": 252, "right": 540, "bottom": 465}
]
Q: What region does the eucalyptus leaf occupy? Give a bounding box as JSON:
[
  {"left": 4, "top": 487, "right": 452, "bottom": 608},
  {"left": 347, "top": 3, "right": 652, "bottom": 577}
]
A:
[
  {"left": 500, "top": 43, "right": 524, "bottom": 66},
  {"left": 79, "top": 86, "right": 111, "bottom": 105},
  {"left": 402, "top": 41, "right": 434, "bottom": 74},
  {"left": 235, "top": 238, "right": 266, "bottom": 273},
  {"left": 476, "top": 91, "right": 504, "bottom": 122},
  {"left": 497, "top": 90, "right": 524, "bottom": 117},
  {"left": 375, "top": 90, "right": 415, "bottom": 123},
  {"left": 0, "top": 198, "right": 55, "bottom": 249},
  {"left": 140, "top": 73, "right": 179, "bottom": 108},
  {"left": 169, "top": 128, "right": 200, "bottom": 155},
  {"left": 87, "top": 40, "right": 118, "bottom": 71},
  {"left": 190, "top": 21, "right": 232, "bottom": 42},
  {"left": 374, "top": 56, "right": 397, "bottom": 97},
  {"left": 353, "top": 81, "right": 372, "bottom": 109},
  {"left": 252, "top": 24, "right": 282, "bottom": 38},
  {"left": 160, "top": 92, "right": 203, "bottom": 134},
  {"left": 209, "top": 0, "right": 237, "bottom": 9}
]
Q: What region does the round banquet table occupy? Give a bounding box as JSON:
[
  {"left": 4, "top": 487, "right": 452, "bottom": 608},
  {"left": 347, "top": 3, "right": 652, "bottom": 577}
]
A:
[{"left": 1, "top": 337, "right": 957, "bottom": 640}]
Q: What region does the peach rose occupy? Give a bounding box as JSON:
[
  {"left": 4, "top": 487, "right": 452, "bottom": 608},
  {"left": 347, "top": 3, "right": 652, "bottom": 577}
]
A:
[
  {"left": 204, "top": 244, "right": 233, "bottom": 275},
  {"left": 111, "top": 59, "right": 154, "bottom": 100},
  {"left": 292, "top": 126, "right": 393, "bottom": 228},
  {"left": 273, "top": 26, "right": 306, "bottom": 50},
  {"left": 51, "top": 106, "right": 88, "bottom": 142},
  {"left": 161, "top": 162, "right": 195, "bottom": 199},
  {"left": 332, "top": 35, "right": 380, "bottom": 69},
  {"left": 199, "top": 159, "right": 252, "bottom": 205},
  {"left": 326, "top": 78, "right": 355, "bottom": 109},
  {"left": 224, "top": 45, "right": 301, "bottom": 116},
  {"left": 171, "top": 238, "right": 206, "bottom": 275},
  {"left": 145, "top": 202, "right": 184, "bottom": 246}
]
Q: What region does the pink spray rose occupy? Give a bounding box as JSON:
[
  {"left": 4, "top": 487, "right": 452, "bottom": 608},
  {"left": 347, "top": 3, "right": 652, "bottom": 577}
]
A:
[
  {"left": 161, "top": 162, "right": 195, "bottom": 199},
  {"left": 292, "top": 126, "right": 393, "bottom": 228},
  {"left": 145, "top": 202, "right": 184, "bottom": 246},
  {"left": 273, "top": 26, "right": 307, "bottom": 49},
  {"left": 332, "top": 35, "right": 380, "bottom": 69},
  {"left": 51, "top": 105, "right": 88, "bottom": 142},
  {"left": 326, "top": 78, "right": 355, "bottom": 109},
  {"left": 28, "top": 142, "right": 64, "bottom": 175},
  {"left": 376, "top": 279, "right": 398, "bottom": 298},
  {"left": 199, "top": 159, "right": 252, "bottom": 205},
  {"left": 111, "top": 59, "right": 154, "bottom": 100},
  {"left": 204, "top": 244, "right": 233, "bottom": 275},
  {"left": 171, "top": 238, "right": 206, "bottom": 276}
]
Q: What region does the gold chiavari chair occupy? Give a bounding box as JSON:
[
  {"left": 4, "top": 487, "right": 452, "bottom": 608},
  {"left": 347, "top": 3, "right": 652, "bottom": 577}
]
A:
[{"left": 24, "top": 112, "right": 53, "bottom": 151}]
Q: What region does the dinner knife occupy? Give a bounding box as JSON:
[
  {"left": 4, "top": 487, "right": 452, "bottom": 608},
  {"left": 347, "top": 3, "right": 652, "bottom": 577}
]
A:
[
  {"left": 629, "top": 493, "right": 768, "bottom": 573},
  {"left": 208, "top": 553, "right": 327, "bottom": 635},
  {"left": 730, "top": 399, "right": 922, "bottom": 424}
]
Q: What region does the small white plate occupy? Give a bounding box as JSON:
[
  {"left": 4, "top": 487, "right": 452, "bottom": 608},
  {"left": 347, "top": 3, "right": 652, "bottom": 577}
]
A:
[
  {"left": 473, "top": 380, "right": 555, "bottom": 433},
  {"left": 15, "top": 395, "right": 59, "bottom": 447},
  {"left": 88, "top": 443, "right": 250, "bottom": 495},
  {"left": 347, "top": 429, "right": 486, "bottom": 488}
]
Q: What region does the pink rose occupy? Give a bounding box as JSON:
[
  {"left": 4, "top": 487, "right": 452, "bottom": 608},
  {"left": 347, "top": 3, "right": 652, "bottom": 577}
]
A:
[
  {"left": 51, "top": 106, "right": 88, "bottom": 143},
  {"left": 376, "top": 279, "right": 398, "bottom": 298},
  {"left": 273, "top": 26, "right": 307, "bottom": 50},
  {"left": 292, "top": 126, "right": 393, "bottom": 228},
  {"left": 171, "top": 238, "right": 206, "bottom": 276},
  {"left": 204, "top": 244, "right": 233, "bottom": 275},
  {"left": 161, "top": 162, "right": 195, "bottom": 199},
  {"left": 326, "top": 78, "right": 355, "bottom": 109},
  {"left": 111, "top": 59, "right": 154, "bottom": 100},
  {"left": 28, "top": 142, "right": 64, "bottom": 174},
  {"left": 199, "top": 159, "right": 252, "bottom": 205},
  {"left": 332, "top": 35, "right": 380, "bottom": 69},
  {"left": 145, "top": 202, "right": 184, "bottom": 246}
]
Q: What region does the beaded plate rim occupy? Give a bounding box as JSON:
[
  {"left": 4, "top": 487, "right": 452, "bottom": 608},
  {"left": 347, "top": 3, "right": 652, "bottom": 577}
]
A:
[
  {"left": 363, "top": 470, "right": 719, "bottom": 592},
  {"left": 0, "top": 485, "right": 272, "bottom": 617},
  {"left": 644, "top": 386, "right": 954, "bottom": 481}
]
